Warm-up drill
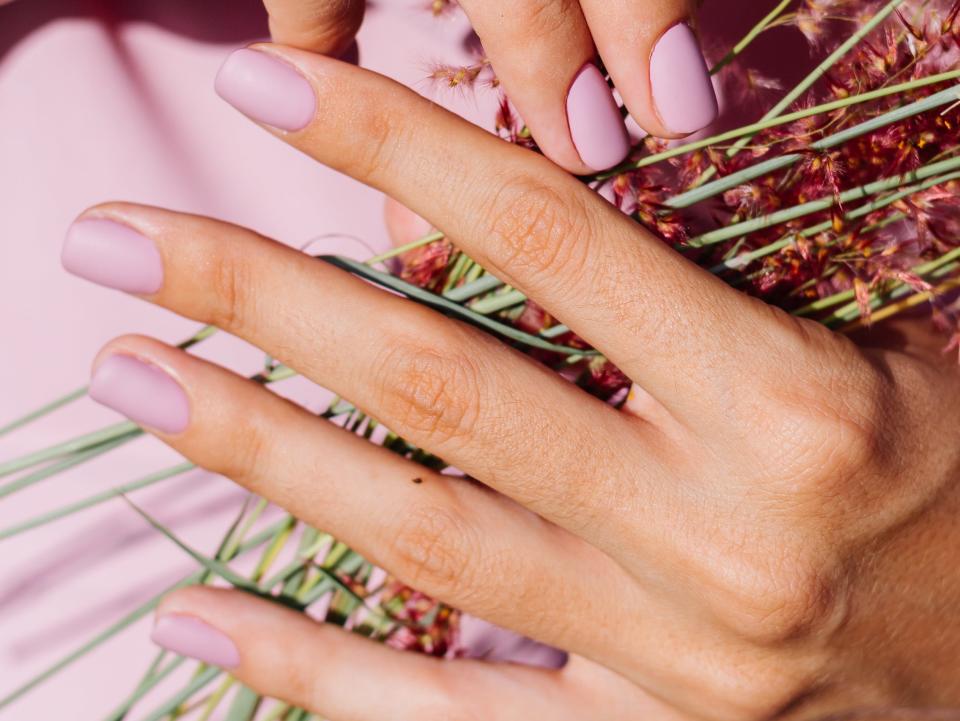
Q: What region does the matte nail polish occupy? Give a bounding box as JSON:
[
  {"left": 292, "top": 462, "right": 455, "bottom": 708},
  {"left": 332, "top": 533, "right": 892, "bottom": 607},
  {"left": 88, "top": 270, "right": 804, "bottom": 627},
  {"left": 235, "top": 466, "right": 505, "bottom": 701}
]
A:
[
  {"left": 62, "top": 218, "right": 163, "bottom": 294},
  {"left": 649, "top": 24, "right": 719, "bottom": 135},
  {"left": 151, "top": 615, "right": 240, "bottom": 669},
  {"left": 89, "top": 355, "right": 190, "bottom": 434},
  {"left": 566, "top": 64, "right": 630, "bottom": 171},
  {"left": 215, "top": 48, "right": 317, "bottom": 131}
]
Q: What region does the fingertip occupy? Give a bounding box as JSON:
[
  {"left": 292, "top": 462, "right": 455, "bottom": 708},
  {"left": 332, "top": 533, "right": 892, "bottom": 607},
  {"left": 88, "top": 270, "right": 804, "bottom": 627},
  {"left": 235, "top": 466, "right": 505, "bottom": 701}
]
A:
[
  {"left": 87, "top": 341, "right": 191, "bottom": 436},
  {"left": 215, "top": 46, "right": 318, "bottom": 132},
  {"left": 152, "top": 587, "right": 243, "bottom": 670},
  {"left": 62, "top": 214, "right": 164, "bottom": 295},
  {"left": 648, "top": 23, "right": 719, "bottom": 136},
  {"left": 565, "top": 63, "right": 631, "bottom": 172}
]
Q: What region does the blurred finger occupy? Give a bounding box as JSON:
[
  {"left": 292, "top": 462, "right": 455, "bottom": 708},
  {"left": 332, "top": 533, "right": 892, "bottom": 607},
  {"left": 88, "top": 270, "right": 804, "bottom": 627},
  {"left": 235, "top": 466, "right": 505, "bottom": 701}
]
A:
[
  {"left": 458, "top": 0, "right": 629, "bottom": 172},
  {"left": 263, "top": 0, "right": 364, "bottom": 57},
  {"left": 153, "top": 586, "right": 674, "bottom": 721}
]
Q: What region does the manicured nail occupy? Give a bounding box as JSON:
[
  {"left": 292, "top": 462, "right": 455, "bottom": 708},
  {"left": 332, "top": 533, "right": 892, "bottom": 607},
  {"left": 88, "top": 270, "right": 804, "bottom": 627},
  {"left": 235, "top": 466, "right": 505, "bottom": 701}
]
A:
[
  {"left": 566, "top": 64, "right": 630, "bottom": 171},
  {"left": 62, "top": 219, "right": 163, "bottom": 294},
  {"left": 649, "top": 24, "right": 719, "bottom": 135},
  {"left": 215, "top": 48, "right": 316, "bottom": 131},
  {"left": 151, "top": 614, "right": 240, "bottom": 669},
  {"left": 89, "top": 355, "right": 190, "bottom": 434}
]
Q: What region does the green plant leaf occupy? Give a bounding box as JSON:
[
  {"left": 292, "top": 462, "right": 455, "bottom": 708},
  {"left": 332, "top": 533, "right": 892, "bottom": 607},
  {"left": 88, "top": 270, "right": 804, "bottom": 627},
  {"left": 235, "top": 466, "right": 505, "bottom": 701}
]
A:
[
  {"left": 225, "top": 686, "right": 262, "bottom": 721},
  {"left": 0, "top": 462, "right": 195, "bottom": 541},
  {"left": 137, "top": 666, "right": 222, "bottom": 721},
  {"left": 0, "top": 421, "right": 140, "bottom": 480},
  {"left": 102, "top": 655, "right": 186, "bottom": 721},
  {"left": 318, "top": 255, "right": 598, "bottom": 357}
]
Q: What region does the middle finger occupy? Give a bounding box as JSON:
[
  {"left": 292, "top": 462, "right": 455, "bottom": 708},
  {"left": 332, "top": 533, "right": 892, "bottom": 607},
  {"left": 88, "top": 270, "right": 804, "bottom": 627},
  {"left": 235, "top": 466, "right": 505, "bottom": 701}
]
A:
[{"left": 212, "top": 45, "right": 776, "bottom": 427}]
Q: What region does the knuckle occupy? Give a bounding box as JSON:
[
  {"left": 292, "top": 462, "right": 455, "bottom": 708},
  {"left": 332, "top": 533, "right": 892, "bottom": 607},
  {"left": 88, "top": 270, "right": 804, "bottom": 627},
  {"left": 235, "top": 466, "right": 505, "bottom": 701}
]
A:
[
  {"left": 372, "top": 337, "right": 481, "bottom": 447},
  {"left": 516, "top": 0, "right": 575, "bottom": 36},
  {"left": 769, "top": 370, "right": 885, "bottom": 502},
  {"left": 207, "top": 246, "right": 258, "bottom": 335},
  {"left": 206, "top": 412, "right": 270, "bottom": 487},
  {"left": 699, "top": 667, "right": 814, "bottom": 721},
  {"left": 486, "top": 175, "right": 592, "bottom": 288},
  {"left": 721, "top": 545, "right": 846, "bottom": 646},
  {"left": 739, "top": 340, "right": 888, "bottom": 515},
  {"left": 349, "top": 95, "right": 405, "bottom": 183},
  {"left": 409, "top": 672, "right": 482, "bottom": 721},
  {"left": 389, "top": 505, "right": 478, "bottom": 598}
]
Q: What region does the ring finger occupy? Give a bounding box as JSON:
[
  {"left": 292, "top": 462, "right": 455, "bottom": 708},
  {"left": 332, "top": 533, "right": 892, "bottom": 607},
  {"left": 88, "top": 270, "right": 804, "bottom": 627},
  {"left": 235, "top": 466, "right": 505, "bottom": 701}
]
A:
[{"left": 90, "top": 333, "right": 633, "bottom": 655}]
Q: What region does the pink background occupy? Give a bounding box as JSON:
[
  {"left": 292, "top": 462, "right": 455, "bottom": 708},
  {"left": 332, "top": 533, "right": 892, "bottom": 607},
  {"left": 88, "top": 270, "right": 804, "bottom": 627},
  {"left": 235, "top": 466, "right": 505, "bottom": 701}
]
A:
[{"left": 0, "top": 1, "right": 800, "bottom": 717}]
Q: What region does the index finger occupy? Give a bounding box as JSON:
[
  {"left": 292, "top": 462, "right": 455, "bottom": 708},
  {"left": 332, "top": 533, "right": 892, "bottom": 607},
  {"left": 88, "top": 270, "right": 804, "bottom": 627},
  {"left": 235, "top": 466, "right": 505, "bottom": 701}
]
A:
[{"left": 214, "top": 44, "right": 777, "bottom": 423}]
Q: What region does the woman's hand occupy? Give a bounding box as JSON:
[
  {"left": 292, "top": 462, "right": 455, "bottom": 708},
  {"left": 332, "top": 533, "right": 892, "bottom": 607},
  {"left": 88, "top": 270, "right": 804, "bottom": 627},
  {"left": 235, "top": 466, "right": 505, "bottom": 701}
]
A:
[
  {"left": 261, "top": 0, "right": 717, "bottom": 173},
  {"left": 62, "top": 46, "right": 960, "bottom": 720}
]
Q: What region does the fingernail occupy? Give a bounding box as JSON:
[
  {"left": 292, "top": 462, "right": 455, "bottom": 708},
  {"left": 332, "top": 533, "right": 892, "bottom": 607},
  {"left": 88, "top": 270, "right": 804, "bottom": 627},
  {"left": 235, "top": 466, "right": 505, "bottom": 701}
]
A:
[
  {"left": 566, "top": 64, "right": 630, "bottom": 171},
  {"left": 649, "top": 24, "right": 718, "bottom": 135},
  {"left": 151, "top": 614, "right": 240, "bottom": 669},
  {"left": 89, "top": 354, "right": 190, "bottom": 434},
  {"left": 215, "top": 48, "right": 316, "bottom": 131},
  {"left": 62, "top": 219, "right": 163, "bottom": 294}
]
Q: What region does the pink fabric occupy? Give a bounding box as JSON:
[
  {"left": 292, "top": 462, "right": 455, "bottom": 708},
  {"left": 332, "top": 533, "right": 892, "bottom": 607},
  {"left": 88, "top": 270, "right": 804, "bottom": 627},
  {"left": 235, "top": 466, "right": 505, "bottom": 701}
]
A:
[{"left": 0, "top": 1, "right": 801, "bottom": 716}]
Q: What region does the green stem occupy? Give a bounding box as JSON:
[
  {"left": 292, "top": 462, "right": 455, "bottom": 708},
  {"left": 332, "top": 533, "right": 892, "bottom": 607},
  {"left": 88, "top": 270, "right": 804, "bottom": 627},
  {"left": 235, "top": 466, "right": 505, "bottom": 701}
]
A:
[
  {"left": 0, "top": 421, "right": 140, "bottom": 479},
  {"left": 197, "top": 677, "right": 237, "bottom": 721},
  {"left": 0, "top": 434, "right": 136, "bottom": 500},
  {"left": 365, "top": 231, "right": 445, "bottom": 266},
  {"left": 0, "top": 461, "right": 196, "bottom": 541},
  {"left": 669, "top": 83, "right": 960, "bottom": 210},
  {"left": 321, "top": 255, "right": 600, "bottom": 356},
  {"left": 825, "top": 261, "right": 959, "bottom": 325},
  {"left": 687, "top": 154, "right": 960, "bottom": 247},
  {"left": 469, "top": 288, "right": 527, "bottom": 315},
  {"left": 714, "top": 210, "right": 907, "bottom": 276},
  {"left": 0, "top": 387, "right": 88, "bottom": 437},
  {"left": 443, "top": 273, "right": 505, "bottom": 302},
  {"left": 595, "top": 70, "right": 960, "bottom": 181},
  {"left": 708, "top": 168, "right": 960, "bottom": 271},
  {"left": 693, "top": 0, "right": 910, "bottom": 186},
  {"left": 0, "top": 570, "right": 204, "bottom": 712},
  {"left": 801, "top": 247, "right": 960, "bottom": 318},
  {"left": 138, "top": 667, "right": 222, "bottom": 721},
  {"left": 102, "top": 655, "right": 186, "bottom": 721},
  {"left": 220, "top": 498, "right": 270, "bottom": 561},
  {"left": 0, "top": 518, "right": 289, "bottom": 712},
  {"left": 709, "top": 0, "right": 794, "bottom": 76}
]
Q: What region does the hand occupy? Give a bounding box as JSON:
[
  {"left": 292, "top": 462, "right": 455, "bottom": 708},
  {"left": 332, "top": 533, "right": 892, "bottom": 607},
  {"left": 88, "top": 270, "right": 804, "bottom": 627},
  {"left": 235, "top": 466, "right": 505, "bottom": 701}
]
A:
[
  {"left": 61, "top": 46, "right": 960, "bottom": 720},
  {"left": 261, "top": 0, "right": 717, "bottom": 173}
]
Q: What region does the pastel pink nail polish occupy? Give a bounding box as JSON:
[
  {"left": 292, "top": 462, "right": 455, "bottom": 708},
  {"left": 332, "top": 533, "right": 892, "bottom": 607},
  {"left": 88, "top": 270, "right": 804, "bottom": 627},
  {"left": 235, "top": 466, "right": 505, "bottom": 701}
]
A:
[
  {"left": 62, "top": 219, "right": 163, "bottom": 294},
  {"left": 566, "top": 64, "right": 630, "bottom": 171},
  {"left": 151, "top": 615, "right": 240, "bottom": 669},
  {"left": 649, "top": 24, "right": 719, "bottom": 135},
  {"left": 89, "top": 355, "right": 190, "bottom": 434},
  {"left": 215, "top": 48, "right": 317, "bottom": 131}
]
